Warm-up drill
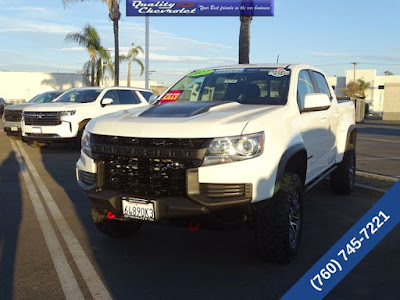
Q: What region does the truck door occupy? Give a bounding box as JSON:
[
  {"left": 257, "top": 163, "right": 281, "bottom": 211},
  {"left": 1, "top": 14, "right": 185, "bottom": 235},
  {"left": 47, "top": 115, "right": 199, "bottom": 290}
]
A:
[
  {"left": 297, "top": 70, "right": 332, "bottom": 182},
  {"left": 310, "top": 71, "right": 339, "bottom": 168}
]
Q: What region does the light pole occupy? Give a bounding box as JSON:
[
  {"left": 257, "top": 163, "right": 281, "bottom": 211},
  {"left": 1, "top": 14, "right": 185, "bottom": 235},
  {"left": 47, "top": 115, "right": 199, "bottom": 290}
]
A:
[
  {"left": 351, "top": 62, "right": 358, "bottom": 82},
  {"left": 145, "top": 16, "right": 149, "bottom": 90}
]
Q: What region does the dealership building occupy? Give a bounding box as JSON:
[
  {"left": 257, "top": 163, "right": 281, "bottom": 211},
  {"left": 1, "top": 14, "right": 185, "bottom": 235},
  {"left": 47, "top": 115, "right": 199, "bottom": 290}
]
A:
[
  {"left": 0, "top": 71, "right": 165, "bottom": 103},
  {"left": 327, "top": 69, "right": 400, "bottom": 120}
]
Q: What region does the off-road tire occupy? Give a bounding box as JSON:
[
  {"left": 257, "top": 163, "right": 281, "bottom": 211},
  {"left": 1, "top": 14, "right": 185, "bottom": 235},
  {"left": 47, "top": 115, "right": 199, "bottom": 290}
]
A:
[
  {"left": 331, "top": 146, "right": 355, "bottom": 195},
  {"left": 91, "top": 208, "right": 142, "bottom": 237},
  {"left": 255, "top": 171, "right": 303, "bottom": 263}
]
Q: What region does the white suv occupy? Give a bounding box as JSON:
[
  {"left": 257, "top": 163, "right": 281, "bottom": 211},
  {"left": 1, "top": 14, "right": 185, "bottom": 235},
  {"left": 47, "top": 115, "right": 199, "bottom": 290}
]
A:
[{"left": 22, "top": 87, "right": 151, "bottom": 147}]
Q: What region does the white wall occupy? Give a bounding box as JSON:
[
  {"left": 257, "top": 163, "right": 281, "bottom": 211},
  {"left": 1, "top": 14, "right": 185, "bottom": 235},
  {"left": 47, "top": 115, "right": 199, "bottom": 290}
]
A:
[{"left": 0, "top": 71, "right": 84, "bottom": 103}]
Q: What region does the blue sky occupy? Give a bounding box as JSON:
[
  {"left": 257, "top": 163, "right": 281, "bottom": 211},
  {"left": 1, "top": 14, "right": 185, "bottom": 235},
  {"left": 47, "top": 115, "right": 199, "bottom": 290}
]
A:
[{"left": 0, "top": 0, "right": 400, "bottom": 85}]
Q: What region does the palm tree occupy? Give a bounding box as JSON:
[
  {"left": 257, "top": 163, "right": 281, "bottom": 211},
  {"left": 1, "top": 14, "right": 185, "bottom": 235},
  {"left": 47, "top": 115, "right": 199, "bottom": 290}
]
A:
[
  {"left": 82, "top": 48, "right": 114, "bottom": 86},
  {"left": 65, "top": 24, "right": 102, "bottom": 86},
  {"left": 120, "top": 44, "right": 144, "bottom": 87},
  {"left": 62, "top": 0, "right": 121, "bottom": 86},
  {"left": 238, "top": 15, "right": 253, "bottom": 64}
]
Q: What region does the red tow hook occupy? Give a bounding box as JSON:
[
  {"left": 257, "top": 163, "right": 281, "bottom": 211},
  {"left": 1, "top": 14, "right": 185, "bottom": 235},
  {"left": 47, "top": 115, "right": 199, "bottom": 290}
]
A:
[
  {"left": 106, "top": 211, "right": 116, "bottom": 219},
  {"left": 188, "top": 220, "right": 201, "bottom": 231}
]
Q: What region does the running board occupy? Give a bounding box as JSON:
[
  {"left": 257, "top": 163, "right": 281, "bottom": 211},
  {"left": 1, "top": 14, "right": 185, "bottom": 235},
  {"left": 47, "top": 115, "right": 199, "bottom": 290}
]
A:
[{"left": 304, "top": 165, "right": 337, "bottom": 194}]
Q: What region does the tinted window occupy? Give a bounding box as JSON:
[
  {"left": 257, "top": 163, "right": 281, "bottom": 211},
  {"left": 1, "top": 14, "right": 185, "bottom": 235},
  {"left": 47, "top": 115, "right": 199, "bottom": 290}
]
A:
[
  {"left": 103, "top": 90, "right": 119, "bottom": 104},
  {"left": 297, "top": 70, "right": 316, "bottom": 110},
  {"left": 312, "top": 71, "right": 331, "bottom": 99},
  {"left": 138, "top": 91, "right": 152, "bottom": 102},
  {"left": 116, "top": 90, "right": 140, "bottom": 104},
  {"left": 54, "top": 89, "right": 102, "bottom": 103}
]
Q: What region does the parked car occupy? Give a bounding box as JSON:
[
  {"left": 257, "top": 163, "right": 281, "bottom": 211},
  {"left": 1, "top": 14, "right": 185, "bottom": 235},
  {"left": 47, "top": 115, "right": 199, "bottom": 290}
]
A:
[
  {"left": 2, "top": 90, "right": 65, "bottom": 137},
  {"left": 76, "top": 64, "right": 357, "bottom": 263},
  {"left": 22, "top": 87, "right": 151, "bottom": 147},
  {"left": 0, "top": 97, "right": 5, "bottom": 115}
]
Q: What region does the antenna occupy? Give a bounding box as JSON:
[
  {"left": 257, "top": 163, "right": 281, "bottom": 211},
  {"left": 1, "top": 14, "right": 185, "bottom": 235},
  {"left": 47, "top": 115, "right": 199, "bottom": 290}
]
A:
[{"left": 276, "top": 55, "right": 280, "bottom": 63}]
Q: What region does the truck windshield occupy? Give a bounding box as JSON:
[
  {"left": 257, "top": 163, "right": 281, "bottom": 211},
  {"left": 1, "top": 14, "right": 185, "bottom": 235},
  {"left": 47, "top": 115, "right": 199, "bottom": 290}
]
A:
[
  {"left": 164, "top": 68, "right": 290, "bottom": 105},
  {"left": 54, "top": 89, "right": 102, "bottom": 103}
]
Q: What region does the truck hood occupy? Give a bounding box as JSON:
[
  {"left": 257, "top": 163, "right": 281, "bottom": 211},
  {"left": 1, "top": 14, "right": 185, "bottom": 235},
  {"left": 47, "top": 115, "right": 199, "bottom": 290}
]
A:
[
  {"left": 23, "top": 102, "right": 82, "bottom": 112},
  {"left": 5, "top": 103, "right": 35, "bottom": 111},
  {"left": 87, "top": 101, "right": 281, "bottom": 138}
]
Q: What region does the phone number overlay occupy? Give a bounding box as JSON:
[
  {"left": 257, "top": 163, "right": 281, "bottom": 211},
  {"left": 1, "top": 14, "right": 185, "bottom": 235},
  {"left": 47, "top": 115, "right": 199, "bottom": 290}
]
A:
[{"left": 310, "top": 211, "right": 390, "bottom": 292}]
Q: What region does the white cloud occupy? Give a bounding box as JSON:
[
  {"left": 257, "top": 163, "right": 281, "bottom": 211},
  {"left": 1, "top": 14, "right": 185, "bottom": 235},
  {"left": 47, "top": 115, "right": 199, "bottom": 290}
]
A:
[
  {"left": 309, "top": 52, "right": 400, "bottom": 62},
  {"left": 56, "top": 47, "right": 86, "bottom": 52},
  {"left": 118, "top": 22, "right": 232, "bottom": 53},
  {"left": 4, "top": 6, "right": 48, "bottom": 13},
  {"left": 0, "top": 18, "right": 77, "bottom": 34}
]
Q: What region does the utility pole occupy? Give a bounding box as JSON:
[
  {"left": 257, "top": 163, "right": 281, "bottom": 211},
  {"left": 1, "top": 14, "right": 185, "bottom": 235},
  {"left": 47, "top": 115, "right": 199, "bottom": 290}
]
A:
[
  {"left": 351, "top": 62, "right": 358, "bottom": 82},
  {"left": 145, "top": 16, "right": 149, "bottom": 90}
]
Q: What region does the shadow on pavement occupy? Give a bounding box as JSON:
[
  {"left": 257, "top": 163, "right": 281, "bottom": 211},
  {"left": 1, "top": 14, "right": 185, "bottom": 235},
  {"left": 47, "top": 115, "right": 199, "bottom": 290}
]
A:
[{"left": 0, "top": 151, "right": 22, "bottom": 300}]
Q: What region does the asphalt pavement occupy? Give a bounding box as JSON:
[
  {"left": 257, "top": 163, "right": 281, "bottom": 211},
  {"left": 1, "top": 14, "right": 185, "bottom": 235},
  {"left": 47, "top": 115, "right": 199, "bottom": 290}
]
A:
[
  {"left": 0, "top": 120, "right": 399, "bottom": 300},
  {"left": 356, "top": 118, "right": 400, "bottom": 178}
]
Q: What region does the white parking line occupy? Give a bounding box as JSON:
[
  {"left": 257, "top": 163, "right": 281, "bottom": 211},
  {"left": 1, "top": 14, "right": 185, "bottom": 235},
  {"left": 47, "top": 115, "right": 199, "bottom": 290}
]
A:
[
  {"left": 358, "top": 137, "right": 400, "bottom": 144},
  {"left": 357, "top": 157, "right": 400, "bottom": 161},
  {"left": 15, "top": 141, "right": 112, "bottom": 300},
  {"left": 10, "top": 139, "right": 85, "bottom": 300}
]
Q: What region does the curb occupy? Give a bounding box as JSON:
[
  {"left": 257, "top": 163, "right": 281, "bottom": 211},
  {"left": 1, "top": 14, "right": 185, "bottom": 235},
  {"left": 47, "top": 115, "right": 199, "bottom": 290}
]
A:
[{"left": 356, "top": 170, "right": 399, "bottom": 183}]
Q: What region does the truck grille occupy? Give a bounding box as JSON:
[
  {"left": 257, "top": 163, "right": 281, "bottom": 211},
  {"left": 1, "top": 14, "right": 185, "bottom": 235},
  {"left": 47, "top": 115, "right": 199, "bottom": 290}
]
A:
[
  {"left": 92, "top": 134, "right": 212, "bottom": 197},
  {"left": 4, "top": 110, "right": 22, "bottom": 122},
  {"left": 23, "top": 112, "right": 62, "bottom": 126}
]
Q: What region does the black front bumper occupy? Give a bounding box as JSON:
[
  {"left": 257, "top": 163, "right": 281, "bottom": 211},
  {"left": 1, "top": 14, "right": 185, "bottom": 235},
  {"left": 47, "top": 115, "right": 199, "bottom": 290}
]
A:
[
  {"left": 79, "top": 169, "right": 252, "bottom": 228},
  {"left": 22, "top": 134, "right": 75, "bottom": 144},
  {"left": 4, "top": 127, "right": 22, "bottom": 137}
]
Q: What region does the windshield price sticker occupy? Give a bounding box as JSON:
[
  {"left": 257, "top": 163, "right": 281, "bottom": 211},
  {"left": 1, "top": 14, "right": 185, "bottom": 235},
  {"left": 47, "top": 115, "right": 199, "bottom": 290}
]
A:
[
  {"left": 160, "top": 90, "right": 181, "bottom": 103},
  {"left": 282, "top": 181, "right": 400, "bottom": 299},
  {"left": 268, "top": 68, "right": 290, "bottom": 77},
  {"left": 187, "top": 69, "right": 214, "bottom": 77}
]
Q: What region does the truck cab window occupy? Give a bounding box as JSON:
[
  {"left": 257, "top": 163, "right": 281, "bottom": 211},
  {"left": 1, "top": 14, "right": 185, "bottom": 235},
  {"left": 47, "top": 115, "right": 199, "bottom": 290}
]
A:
[
  {"left": 297, "top": 70, "right": 315, "bottom": 110},
  {"left": 312, "top": 71, "right": 332, "bottom": 99}
]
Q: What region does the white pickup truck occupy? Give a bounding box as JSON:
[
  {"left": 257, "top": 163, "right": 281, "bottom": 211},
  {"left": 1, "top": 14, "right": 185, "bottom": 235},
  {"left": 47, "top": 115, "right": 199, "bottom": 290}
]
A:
[
  {"left": 22, "top": 87, "right": 152, "bottom": 147},
  {"left": 76, "top": 64, "right": 356, "bottom": 263}
]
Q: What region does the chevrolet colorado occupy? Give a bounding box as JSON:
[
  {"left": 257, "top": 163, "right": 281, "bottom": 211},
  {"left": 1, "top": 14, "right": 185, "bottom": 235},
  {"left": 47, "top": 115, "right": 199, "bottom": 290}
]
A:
[{"left": 76, "top": 64, "right": 356, "bottom": 263}]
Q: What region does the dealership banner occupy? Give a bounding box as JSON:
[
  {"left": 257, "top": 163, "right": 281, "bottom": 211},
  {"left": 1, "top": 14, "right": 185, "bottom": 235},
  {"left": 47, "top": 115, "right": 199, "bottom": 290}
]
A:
[{"left": 126, "top": 0, "right": 274, "bottom": 16}]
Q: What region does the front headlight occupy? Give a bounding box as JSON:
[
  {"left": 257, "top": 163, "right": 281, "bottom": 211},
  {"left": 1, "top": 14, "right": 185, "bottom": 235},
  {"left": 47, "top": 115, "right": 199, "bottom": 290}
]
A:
[
  {"left": 60, "top": 110, "right": 76, "bottom": 116},
  {"left": 202, "top": 132, "right": 264, "bottom": 166},
  {"left": 60, "top": 110, "right": 76, "bottom": 121},
  {"left": 81, "top": 129, "right": 92, "bottom": 158}
]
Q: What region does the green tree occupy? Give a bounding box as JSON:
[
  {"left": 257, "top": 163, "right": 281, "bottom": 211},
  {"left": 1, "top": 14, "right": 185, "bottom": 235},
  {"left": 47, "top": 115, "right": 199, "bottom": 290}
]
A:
[
  {"left": 120, "top": 43, "right": 144, "bottom": 87},
  {"left": 65, "top": 24, "right": 113, "bottom": 86},
  {"left": 63, "top": 0, "right": 121, "bottom": 86},
  {"left": 384, "top": 70, "right": 394, "bottom": 76},
  {"left": 341, "top": 79, "right": 371, "bottom": 99}
]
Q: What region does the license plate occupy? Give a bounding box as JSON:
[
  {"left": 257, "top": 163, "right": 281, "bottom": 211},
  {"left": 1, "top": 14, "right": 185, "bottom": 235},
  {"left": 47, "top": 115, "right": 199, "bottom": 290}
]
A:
[
  {"left": 11, "top": 126, "right": 18, "bottom": 132},
  {"left": 122, "top": 197, "right": 155, "bottom": 221},
  {"left": 32, "top": 127, "right": 42, "bottom": 134}
]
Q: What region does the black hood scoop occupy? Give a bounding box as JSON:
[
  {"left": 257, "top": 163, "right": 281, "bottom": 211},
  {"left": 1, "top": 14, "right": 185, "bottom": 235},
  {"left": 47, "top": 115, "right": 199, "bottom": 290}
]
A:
[{"left": 139, "top": 101, "right": 229, "bottom": 118}]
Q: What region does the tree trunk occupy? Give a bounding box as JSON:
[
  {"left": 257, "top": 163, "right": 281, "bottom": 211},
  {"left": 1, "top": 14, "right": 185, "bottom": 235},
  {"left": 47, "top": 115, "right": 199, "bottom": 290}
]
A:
[
  {"left": 127, "top": 59, "right": 132, "bottom": 87},
  {"left": 239, "top": 16, "right": 252, "bottom": 64},
  {"left": 113, "top": 19, "right": 119, "bottom": 86},
  {"left": 91, "top": 56, "right": 96, "bottom": 86}
]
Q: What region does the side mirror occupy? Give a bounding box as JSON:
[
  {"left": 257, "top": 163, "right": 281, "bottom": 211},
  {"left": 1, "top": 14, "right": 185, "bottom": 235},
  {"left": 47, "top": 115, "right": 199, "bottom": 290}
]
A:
[
  {"left": 100, "top": 98, "right": 113, "bottom": 107},
  {"left": 149, "top": 95, "right": 159, "bottom": 105},
  {"left": 302, "top": 93, "right": 331, "bottom": 112}
]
